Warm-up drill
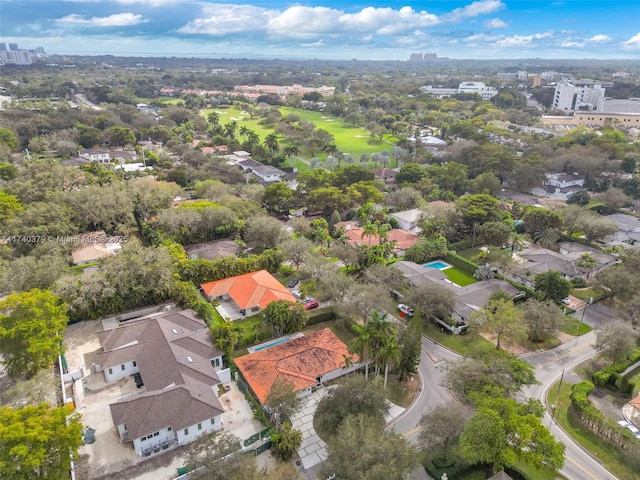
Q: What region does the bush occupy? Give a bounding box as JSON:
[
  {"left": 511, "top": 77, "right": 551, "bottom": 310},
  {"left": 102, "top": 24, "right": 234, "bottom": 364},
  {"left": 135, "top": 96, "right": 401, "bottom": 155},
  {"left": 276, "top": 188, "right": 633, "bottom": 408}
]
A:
[
  {"left": 448, "top": 238, "right": 475, "bottom": 251},
  {"left": 571, "top": 277, "right": 588, "bottom": 288},
  {"left": 307, "top": 308, "right": 336, "bottom": 326},
  {"left": 444, "top": 252, "right": 478, "bottom": 275},
  {"left": 570, "top": 381, "right": 595, "bottom": 412}
]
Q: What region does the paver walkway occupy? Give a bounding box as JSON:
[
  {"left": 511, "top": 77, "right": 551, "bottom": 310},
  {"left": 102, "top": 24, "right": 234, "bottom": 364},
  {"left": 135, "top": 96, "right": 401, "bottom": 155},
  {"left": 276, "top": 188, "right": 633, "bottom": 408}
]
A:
[{"left": 291, "top": 386, "right": 406, "bottom": 471}]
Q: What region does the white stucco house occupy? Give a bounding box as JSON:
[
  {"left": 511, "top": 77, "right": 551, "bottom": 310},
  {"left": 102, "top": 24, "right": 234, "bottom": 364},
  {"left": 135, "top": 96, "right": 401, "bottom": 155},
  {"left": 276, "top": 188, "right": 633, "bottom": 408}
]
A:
[
  {"left": 531, "top": 173, "right": 586, "bottom": 201},
  {"left": 97, "top": 309, "right": 230, "bottom": 456}
]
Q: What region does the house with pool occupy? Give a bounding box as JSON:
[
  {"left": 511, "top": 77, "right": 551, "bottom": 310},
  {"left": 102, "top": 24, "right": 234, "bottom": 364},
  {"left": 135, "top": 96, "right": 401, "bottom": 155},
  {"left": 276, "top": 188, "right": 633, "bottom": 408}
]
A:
[
  {"left": 393, "top": 260, "right": 523, "bottom": 333},
  {"left": 234, "top": 328, "right": 362, "bottom": 405}
]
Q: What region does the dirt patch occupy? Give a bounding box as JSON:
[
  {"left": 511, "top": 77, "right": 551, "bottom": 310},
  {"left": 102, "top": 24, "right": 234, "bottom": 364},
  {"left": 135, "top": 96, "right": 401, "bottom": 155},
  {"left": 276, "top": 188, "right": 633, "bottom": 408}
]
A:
[{"left": 480, "top": 334, "right": 529, "bottom": 355}]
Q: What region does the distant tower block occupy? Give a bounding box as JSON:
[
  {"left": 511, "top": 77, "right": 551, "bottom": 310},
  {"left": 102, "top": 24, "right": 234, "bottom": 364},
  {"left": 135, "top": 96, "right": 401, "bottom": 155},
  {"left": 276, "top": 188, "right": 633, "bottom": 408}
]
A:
[{"left": 410, "top": 53, "right": 424, "bottom": 62}]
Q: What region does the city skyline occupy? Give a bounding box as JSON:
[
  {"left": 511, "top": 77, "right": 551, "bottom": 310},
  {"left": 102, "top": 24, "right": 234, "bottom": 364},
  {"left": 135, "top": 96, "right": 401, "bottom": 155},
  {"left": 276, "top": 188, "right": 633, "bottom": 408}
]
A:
[{"left": 2, "top": 0, "right": 640, "bottom": 60}]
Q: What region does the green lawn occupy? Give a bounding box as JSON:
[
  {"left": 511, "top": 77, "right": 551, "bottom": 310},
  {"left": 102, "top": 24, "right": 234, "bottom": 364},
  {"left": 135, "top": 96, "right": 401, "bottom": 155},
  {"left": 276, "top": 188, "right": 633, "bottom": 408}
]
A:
[
  {"left": 559, "top": 316, "right": 593, "bottom": 336},
  {"left": 443, "top": 267, "right": 478, "bottom": 287},
  {"left": 202, "top": 105, "right": 394, "bottom": 161},
  {"left": 571, "top": 287, "right": 606, "bottom": 303},
  {"left": 423, "top": 323, "right": 494, "bottom": 357},
  {"left": 456, "top": 247, "right": 483, "bottom": 261},
  {"left": 547, "top": 382, "right": 639, "bottom": 480}
]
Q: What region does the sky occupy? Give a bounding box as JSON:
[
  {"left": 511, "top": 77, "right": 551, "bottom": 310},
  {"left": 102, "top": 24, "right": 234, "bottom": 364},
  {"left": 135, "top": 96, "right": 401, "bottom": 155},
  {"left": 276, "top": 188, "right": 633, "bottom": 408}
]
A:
[{"left": 2, "top": 0, "right": 640, "bottom": 60}]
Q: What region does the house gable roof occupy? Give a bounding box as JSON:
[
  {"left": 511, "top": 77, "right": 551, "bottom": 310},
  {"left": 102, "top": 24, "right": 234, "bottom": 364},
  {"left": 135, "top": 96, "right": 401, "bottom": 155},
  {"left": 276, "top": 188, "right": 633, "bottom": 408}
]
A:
[
  {"left": 99, "top": 310, "right": 224, "bottom": 440},
  {"left": 234, "top": 328, "right": 357, "bottom": 404},
  {"left": 200, "top": 270, "right": 296, "bottom": 309}
]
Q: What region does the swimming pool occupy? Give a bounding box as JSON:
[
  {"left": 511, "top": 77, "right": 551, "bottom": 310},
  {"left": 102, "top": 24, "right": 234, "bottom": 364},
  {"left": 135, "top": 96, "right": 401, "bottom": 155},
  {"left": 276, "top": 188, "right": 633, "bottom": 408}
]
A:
[
  {"left": 247, "top": 332, "right": 304, "bottom": 353},
  {"left": 422, "top": 260, "right": 452, "bottom": 270}
]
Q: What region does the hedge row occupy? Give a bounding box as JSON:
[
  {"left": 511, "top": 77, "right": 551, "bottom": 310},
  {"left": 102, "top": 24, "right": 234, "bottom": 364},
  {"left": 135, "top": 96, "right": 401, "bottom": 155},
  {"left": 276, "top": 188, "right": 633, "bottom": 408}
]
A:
[
  {"left": 448, "top": 237, "right": 475, "bottom": 252},
  {"left": 307, "top": 308, "right": 336, "bottom": 326},
  {"left": 592, "top": 349, "right": 640, "bottom": 395},
  {"left": 444, "top": 252, "right": 479, "bottom": 275},
  {"left": 570, "top": 381, "right": 635, "bottom": 448}
]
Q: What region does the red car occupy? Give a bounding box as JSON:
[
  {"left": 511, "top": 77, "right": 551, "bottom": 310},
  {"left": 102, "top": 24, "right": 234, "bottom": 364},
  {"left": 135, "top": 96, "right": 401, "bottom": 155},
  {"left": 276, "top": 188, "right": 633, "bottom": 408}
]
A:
[{"left": 304, "top": 300, "right": 319, "bottom": 310}]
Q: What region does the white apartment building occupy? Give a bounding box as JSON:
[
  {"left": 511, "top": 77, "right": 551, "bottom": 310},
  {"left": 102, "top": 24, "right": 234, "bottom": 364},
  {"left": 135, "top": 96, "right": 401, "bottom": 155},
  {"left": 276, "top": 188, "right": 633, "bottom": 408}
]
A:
[
  {"left": 552, "top": 80, "right": 605, "bottom": 112},
  {"left": 457, "top": 82, "right": 498, "bottom": 100}
]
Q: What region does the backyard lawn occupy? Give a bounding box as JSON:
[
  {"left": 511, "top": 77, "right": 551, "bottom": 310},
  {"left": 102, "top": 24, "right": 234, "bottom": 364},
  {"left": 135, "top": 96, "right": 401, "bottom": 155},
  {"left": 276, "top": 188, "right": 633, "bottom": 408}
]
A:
[{"left": 443, "top": 267, "right": 478, "bottom": 287}]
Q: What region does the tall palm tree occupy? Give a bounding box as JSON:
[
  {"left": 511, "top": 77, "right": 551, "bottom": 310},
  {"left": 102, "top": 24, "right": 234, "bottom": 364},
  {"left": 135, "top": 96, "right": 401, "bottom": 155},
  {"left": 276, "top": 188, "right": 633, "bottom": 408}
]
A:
[
  {"left": 223, "top": 121, "right": 238, "bottom": 140},
  {"left": 349, "top": 324, "right": 373, "bottom": 379},
  {"left": 264, "top": 133, "right": 280, "bottom": 156},
  {"left": 533, "top": 227, "right": 559, "bottom": 249},
  {"left": 239, "top": 125, "right": 251, "bottom": 140},
  {"left": 206, "top": 111, "right": 220, "bottom": 127},
  {"left": 361, "top": 221, "right": 379, "bottom": 246},
  {"left": 378, "top": 336, "right": 401, "bottom": 388},
  {"left": 283, "top": 144, "right": 299, "bottom": 168},
  {"left": 366, "top": 310, "right": 395, "bottom": 376}
]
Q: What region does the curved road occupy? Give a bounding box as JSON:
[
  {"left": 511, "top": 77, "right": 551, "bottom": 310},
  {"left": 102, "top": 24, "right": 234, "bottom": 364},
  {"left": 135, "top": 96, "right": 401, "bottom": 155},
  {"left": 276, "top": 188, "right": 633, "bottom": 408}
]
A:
[{"left": 387, "top": 314, "right": 619, "bottom": 480}]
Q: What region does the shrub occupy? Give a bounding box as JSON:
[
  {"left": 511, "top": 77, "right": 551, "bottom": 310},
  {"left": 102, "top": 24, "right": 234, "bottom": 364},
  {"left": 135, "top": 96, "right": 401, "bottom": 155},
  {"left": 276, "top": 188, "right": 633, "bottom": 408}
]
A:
[
  {"left": 444, "top": 252, "right": 479, "bottom": 275},
  {"left": 570, "top": 381, "right": 594, "bottom": 412},
  {"left": 571, "top": 277, "right": 587, "bottom": 288}
]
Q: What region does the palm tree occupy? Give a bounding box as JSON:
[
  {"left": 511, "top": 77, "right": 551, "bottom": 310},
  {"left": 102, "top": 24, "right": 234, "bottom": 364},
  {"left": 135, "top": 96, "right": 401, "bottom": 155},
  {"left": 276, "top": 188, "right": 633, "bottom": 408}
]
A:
[
  {"left": 378, "top": 336, "right": 401, "bottom": 388},
  {"left": 361, "top": 221, "right": 379, "bottom": 246},
  {"left": 206, "top": 111, "right": 220, "bottom": 127},
  {"left": 349, "top": 324, "right": 373, "bottom": 379},
  {"left": 283, "top": 144, "right": 299, "bottom": 168},
  {"left": 239, "top": 125, "right": 251, "bottom": 140},
  {"left": 223, "top": 121, "right": 238, "bottom": 140},
  {"left": 533, "top": 227, "right": 559, "bottom": 248},
  {"left": 246, "top": 131, "right": 260, "bottom": 147},
  {"left": 264, "top": 133, "right": 280, "bottom": 156}
]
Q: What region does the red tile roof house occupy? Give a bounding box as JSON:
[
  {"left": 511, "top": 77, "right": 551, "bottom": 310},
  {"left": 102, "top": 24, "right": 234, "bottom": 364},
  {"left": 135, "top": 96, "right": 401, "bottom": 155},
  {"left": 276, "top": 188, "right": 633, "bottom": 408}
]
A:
[
  {"left": 234, "top": 328, "right": 362, "bottom": 404},
  {"left": 200, "top": 270, "right": 296, "bottom": 315},
  {"left": 336, "top": 222, "right": 421, "bottom": 257},
  {"left": 98, "top": 309, "right": 229, "bottom": 457}
]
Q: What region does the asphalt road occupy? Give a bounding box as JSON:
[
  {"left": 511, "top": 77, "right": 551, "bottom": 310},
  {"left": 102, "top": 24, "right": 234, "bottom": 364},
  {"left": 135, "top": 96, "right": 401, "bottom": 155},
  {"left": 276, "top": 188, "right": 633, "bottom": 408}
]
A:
[{"left": 386, "top": 301, "right": 623, "bottom": 480}]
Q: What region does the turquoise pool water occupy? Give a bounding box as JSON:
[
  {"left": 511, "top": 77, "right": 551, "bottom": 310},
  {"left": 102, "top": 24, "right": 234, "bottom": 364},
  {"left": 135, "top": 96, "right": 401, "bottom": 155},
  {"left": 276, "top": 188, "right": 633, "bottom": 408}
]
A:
[
  {"left": 423, "top": 260, "right": 452, "bottom": 270},
  {"left": 250, "top": 336, "right": 292, "bottom": 352}
]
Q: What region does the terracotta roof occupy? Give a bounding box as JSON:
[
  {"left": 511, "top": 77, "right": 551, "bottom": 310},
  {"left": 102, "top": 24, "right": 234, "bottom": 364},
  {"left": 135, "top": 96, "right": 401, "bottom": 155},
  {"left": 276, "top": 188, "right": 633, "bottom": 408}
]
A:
[
  {"left": 235, "top": 328, "right": 357, "bottom": 404},
  {"left": 629, "top": 396, "right": 640, "bottom": 409},
  {"left": 200, "top": 270, "right": 295, "bottom": 309},
  {"left": 336, "top": 222, "right": 421, "bottom": 251}
]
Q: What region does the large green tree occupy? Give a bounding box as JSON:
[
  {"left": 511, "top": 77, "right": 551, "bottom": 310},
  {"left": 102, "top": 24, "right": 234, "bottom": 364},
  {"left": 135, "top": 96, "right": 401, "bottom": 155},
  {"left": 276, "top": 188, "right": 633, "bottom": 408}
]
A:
[
  {"left": 534, "top": 271, "right": 573, "bottom": 304},
  {"left": 321, "top": 414, "right": 416, "bottom": 480},
  {"left": 459, "top": 396, "right": 565, "bottom": 474},
  {"left": 261, "top": 300, "right": 308, "bottom": 337},
  {"left": 470, "top": 298, "right": 527, "bottom": 351},
  {"left": 0, "top": 290, "right": 68, "bottom": 379},
  {"left": 0, "top": 403, "right": 83, "bottom": 480},
  {"left": 314, "top": 376, "right": 388, "bottom": 436}
]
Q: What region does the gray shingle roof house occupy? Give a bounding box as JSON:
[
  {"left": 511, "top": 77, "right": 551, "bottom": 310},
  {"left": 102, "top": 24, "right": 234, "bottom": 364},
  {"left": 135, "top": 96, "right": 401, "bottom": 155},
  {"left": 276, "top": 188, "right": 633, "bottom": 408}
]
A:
[
  {"left": 501, "top": 243, "right": 618, "bottom": 288},
  {"left": 393, "top": 261, "right": 522, "bottom": 332},
  {"left": 97, "top": 310, "right": 229, "bottom": 457},
  {"left": 184, "top": 239, "right": 241, "bottom": 261}
]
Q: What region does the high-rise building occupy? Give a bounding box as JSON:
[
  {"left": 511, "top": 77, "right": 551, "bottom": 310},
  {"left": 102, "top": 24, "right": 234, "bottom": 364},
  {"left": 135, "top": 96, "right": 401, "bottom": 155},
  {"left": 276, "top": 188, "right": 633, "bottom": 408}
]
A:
[
  {"left": 533, "top": 76, "right": 542, "bottom": 87},
  {"left": 8, "top": 43, "right": 19, "bottom": 51},
  {"left": 0, "top": 43, "right": 7, "bottom": 51},
  {"left": 552, "top": 80, "right": 605, "bottom": 112},
  {"left": 409, "top": 53, "right": 424, "bottom": 62}
]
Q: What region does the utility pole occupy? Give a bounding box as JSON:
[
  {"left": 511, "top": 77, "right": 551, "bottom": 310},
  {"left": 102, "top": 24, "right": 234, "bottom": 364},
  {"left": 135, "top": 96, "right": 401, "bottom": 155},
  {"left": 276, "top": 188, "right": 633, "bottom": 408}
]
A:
[{"left": 575, "top": 296, "right": 593, "bottom": 340}]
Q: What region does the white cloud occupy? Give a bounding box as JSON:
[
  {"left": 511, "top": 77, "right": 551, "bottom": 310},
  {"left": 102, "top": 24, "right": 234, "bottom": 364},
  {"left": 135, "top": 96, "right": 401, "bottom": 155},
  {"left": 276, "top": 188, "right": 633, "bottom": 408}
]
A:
[
  {"left": 56, "top": 13, "right": 148, "bottom": 27},
  {"left": 442, "top": 0, "right": 505, "bottom": 23},
  {"left": 177, "top": 4, "right": 274, "bottom": 35},
  {"left": 561, "top": 34, "right": 611, "bottom": 49},
  {"left": 588, "top": 34, "right": 611, "bottom": 43},
  {"left": 484, "top": 17, "right": 507, "bottom": 28},
  {"left": 623, "top": 33, "right": 640, "bottom": 49},
  {"left": 494, "top": 31, "right": 552, "bottom": 47},
  {"left": 179, "top": 1, "right": 502, "bottom": 40}
]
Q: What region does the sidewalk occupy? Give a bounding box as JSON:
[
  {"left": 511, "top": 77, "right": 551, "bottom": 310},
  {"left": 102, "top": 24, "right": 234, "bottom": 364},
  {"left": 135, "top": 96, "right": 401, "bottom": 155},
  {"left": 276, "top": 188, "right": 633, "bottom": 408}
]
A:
[{"left": 291, "top": 386, "right": 406, "bottom": 477}]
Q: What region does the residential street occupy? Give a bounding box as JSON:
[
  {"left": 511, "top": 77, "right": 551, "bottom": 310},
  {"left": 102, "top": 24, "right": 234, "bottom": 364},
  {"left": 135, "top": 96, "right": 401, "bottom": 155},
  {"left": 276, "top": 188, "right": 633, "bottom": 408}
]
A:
[{"left": 385, "top": 302, "right": 623, "bottom": 480}]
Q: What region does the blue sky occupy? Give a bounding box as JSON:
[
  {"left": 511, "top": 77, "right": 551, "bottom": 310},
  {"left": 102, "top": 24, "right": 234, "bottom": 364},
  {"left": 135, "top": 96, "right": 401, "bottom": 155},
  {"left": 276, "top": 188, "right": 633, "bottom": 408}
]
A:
[{"left": 2, "top": 0, "right": 640, "bottom": 59}]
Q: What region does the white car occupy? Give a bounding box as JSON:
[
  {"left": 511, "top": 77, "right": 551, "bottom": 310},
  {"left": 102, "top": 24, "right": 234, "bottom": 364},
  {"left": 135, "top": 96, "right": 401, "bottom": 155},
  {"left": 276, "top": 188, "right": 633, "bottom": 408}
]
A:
[
  {"left": 618, "top": 420, "right": 632, "bottom": 428},
  {"left": 562, "top": 297, "right": 571, "bottom": 305},
  {"left": 397, "top": 304, "right": 415, "bottom": 317}
]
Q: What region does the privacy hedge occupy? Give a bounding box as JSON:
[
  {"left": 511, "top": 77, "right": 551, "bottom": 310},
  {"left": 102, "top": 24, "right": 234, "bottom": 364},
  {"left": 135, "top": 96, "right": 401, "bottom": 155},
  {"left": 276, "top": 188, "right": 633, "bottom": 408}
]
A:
[{"left": 444, "top": 252, "right": 479, "bottom": 275}]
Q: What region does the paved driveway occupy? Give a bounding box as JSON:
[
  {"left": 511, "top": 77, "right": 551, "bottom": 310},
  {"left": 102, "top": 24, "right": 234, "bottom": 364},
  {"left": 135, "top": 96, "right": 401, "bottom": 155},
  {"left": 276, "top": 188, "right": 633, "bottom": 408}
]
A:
[{"left": 291, "top": 385, "right": 406, "bottom": 472}]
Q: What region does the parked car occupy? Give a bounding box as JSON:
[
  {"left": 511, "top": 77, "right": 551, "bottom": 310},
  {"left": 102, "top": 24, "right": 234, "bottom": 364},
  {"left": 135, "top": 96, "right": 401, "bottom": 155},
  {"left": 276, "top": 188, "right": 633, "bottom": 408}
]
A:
[
  {"left": 562, "top": 297, "right": 571, "bottom": 305},
  {"left": 397, "top": 304, "right": 414, "bottom": 317},
  {"left": 304, "top": 300, "right": 319, "bottom": 310},
  {"left": 291, "top": 289, "right": 302, "bottom": 299},
  {"left": 287, "top": 279, "right": 299, "bottom": 288}
]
